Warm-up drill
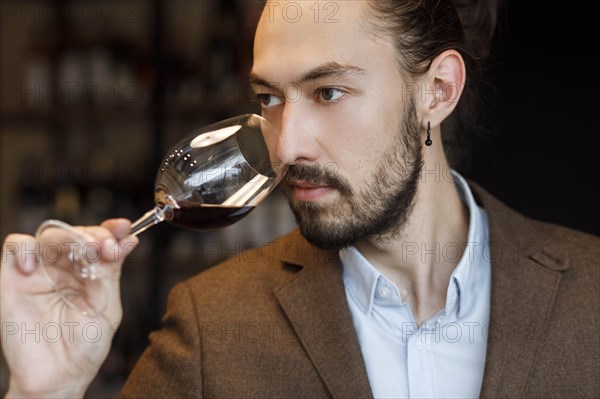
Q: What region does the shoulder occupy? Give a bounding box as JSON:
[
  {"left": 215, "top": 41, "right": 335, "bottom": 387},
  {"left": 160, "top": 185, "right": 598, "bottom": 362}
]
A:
[
  {"left": 522, "top": 219, "right": 600, "bottom": 289},
  {"left": 178, "top": 229, "right": 310, "bottom": 314},
  {"left": 526, "top": 218, "right": 600, "bottom": 259},
  {"left": 469, "top": 180, "right": 599, "bottom": 277},
  {"left": 189, "top": 228, "right": 307, "bottom": 280}
]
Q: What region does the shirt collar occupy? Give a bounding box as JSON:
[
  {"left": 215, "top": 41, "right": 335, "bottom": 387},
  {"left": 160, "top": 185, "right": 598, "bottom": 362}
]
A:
[
  {"left": 340, "top": 245, "right": 380, "bottom": 315},
  {"left": 341, "top": 170, "right": 489, "bottom": 319},
  {"left": 447, "top": 170, "right": 489, "bottom": 318}
]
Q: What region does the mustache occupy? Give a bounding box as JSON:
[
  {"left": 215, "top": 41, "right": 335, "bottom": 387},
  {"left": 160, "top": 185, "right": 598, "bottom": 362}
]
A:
[{"left": 282, "top": 164, "right": 352, "bottom": 196}]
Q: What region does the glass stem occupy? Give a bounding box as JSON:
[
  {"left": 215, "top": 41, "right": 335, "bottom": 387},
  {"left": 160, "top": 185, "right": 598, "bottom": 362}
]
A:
[{"left": 130, "top": 205, "right": 172, "bottom": 236}]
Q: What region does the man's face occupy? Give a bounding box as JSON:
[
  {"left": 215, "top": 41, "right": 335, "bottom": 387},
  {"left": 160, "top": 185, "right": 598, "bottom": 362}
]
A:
[{"left": 251, "top": 1, "right": 423, "bottom": 249}]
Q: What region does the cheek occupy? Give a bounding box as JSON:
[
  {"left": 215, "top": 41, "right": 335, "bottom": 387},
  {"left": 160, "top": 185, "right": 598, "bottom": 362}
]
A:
[
  {"left": 315, "top": 110, "right": 379, "bottom": 176},
  {"left": 308, "top": 66, "right": 405, "bottom": 178}
]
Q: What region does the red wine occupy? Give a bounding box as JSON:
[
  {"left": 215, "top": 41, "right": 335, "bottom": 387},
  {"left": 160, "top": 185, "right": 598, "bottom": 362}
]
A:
[{"left": 171, "top": 202, "right": 255, "bottom": 231}]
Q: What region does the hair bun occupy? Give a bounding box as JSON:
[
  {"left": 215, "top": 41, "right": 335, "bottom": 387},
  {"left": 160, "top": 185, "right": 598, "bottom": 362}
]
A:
[{"left": 452, "top": 0, "right": 502, "bottom": 60}]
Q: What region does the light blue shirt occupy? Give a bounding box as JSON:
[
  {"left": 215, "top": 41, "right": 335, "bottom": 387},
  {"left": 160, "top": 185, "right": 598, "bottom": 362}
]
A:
[{"left": 340, "top": 171, "right": 491, "bottom": 398}]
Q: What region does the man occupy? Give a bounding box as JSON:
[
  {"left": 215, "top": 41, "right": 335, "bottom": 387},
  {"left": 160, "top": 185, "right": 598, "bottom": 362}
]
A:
[{"left": 2, "top": 1, "right": 599, "bottom": 398}]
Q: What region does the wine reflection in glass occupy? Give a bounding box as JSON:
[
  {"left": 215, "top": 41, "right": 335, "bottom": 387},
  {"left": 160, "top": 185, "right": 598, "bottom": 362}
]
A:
[{"left": 35, "top": 114, "right": 283, "bottom": 316}]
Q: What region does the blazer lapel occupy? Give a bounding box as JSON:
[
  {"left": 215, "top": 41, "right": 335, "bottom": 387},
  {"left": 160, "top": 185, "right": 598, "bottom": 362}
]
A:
[
  {"left": 273, "top": 232, "right": 373, "bottom": 399},
  {"left": 469, "top": 183, "right": 568, "bottom": 398},
  {"left": 272, "top": 184, "right": 568, "bottom": 398}
]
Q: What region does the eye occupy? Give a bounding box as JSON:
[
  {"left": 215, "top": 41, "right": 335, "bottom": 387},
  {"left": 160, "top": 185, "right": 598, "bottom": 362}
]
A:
[
  {"left": 316, "top": 88, "right": 345, "bottom": 103},
  {"left": 257, "top": 94, "right": 283, "bottom": 108}
]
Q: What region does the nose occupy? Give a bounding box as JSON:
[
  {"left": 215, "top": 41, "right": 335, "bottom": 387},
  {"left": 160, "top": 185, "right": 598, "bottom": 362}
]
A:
[{"left": 276, "top": 102, "right": 320, "bottom": 165}]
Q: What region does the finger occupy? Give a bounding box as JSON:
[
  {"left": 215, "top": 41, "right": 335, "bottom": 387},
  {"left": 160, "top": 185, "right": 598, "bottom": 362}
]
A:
[
  {"left": 2, "top": 234, "right": 38, "bottom": 275},
  {"left": 74, "top": 226, "right": 120, "bottom": 263},
  {"left": 100, "top": 218, "right": 133, "bottom": 241},
  {"left": 118, "top": 234, "right": 139, "bottom": 258},
  {"left": 99, "top": 234, "right": 139, "bottom": 265},
  {"left": 77, "top": 225, "right": 138, "bottom": 264},
  {"left": 100, "top": 219, "right": 139, "bottom": 260}
]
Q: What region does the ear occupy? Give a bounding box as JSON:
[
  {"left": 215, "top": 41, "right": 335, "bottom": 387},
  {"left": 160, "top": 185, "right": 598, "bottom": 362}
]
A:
[{"left": 415, "top": 50, "right": 466, "bottom": 131}]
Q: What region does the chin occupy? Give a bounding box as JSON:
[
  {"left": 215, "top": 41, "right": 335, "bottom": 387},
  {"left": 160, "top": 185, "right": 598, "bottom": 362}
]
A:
[
  {"left": 299, "top": 227, "right": 355, "bottom": 251},
  {"left": 295, "top": 213, "right": 361, "bottom": 251}
]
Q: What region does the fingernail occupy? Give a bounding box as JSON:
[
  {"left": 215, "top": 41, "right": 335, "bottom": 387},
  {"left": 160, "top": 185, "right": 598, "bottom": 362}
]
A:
[
  {"left": 23, "top": 256, "right": 35, "bottom": 273},
  {"left": 103, "top": 238, "right": 117, "bottom": 252}
]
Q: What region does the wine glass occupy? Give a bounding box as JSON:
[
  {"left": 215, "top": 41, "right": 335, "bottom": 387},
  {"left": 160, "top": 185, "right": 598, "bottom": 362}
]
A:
[
  {"left": 130, "top": 113, "right": 282, "bottom": 234},
  {"left": 35, "top": 114, "right": 283, "bottom": 316}
]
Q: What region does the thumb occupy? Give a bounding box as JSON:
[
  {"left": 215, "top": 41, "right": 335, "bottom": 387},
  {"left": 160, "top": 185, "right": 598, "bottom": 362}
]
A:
[
  {"left": 99, "top": 219, "right": 139, "bottom": 263},
  {"left": 117, "top": 234, "right": 139, "bottom": 259}
]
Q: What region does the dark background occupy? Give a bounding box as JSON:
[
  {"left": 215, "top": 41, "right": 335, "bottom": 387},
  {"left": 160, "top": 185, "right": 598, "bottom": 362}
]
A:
[
  {"left": 469, "top": 1, "right": 599, "bottom": 235},
  {"left": 1, "top": 1, "right": 598, "bottom": 397}
]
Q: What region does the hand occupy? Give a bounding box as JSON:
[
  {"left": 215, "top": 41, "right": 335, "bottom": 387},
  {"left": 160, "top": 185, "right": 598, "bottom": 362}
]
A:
[{"left": 1, "top": 219, "right": 138, "bottom": 398}]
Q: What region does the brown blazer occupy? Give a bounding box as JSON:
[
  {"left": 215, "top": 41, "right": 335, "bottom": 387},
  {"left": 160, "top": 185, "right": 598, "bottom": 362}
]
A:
[{"left": 120, "top": 182, "right": 600, "bottom": 398}]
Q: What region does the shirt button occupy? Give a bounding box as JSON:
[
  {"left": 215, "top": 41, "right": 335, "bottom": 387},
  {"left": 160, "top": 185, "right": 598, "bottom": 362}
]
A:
[
  {"left": 378, "top": 286, "right": 390, "bottom": 299},
  {"left": 414, "top": 340, "right": 425, "bottom": 350}
]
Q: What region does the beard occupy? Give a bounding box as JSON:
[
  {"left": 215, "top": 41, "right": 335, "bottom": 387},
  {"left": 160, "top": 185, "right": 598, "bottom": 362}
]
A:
[{"left": 282, "top": 100, "right": 423, "bottom": 251}]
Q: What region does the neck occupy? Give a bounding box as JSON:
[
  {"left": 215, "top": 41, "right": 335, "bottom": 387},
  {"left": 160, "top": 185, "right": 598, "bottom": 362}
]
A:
[{"left": 355, "top": 147, "right": 469, "bottom": 325}]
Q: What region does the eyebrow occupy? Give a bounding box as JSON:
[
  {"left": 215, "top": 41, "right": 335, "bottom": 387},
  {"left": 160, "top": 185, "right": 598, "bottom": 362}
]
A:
[{"left": 248, "top": 62, "right": 366, "bottom": 90}]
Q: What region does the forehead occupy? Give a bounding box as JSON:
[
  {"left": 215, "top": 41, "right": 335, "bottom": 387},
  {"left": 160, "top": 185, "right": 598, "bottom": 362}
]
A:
[{"left": 252, "top": 1, "right": 394, "bottom": 81}]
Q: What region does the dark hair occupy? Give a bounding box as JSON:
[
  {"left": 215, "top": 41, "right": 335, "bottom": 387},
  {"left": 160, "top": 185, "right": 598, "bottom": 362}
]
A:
[{"left": 364, "top": 0, "right": 502, "bottom": 170}]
